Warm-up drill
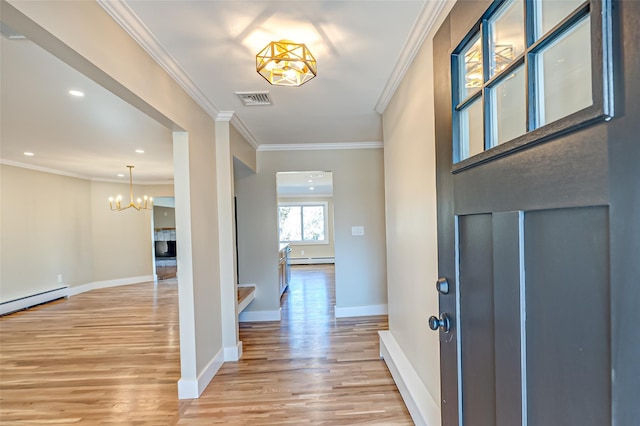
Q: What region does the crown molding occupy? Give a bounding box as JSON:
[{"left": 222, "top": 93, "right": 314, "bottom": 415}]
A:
[
  {"left": 1, "top": 159, "right": 92, "bottom": 180},
  {"left": 258, "top": 141, "right": 383, "bottom": 152},
  {"left": 97, "top": 0, "right": 260, "bottom": 150},
  {"left": 374, "top": 0, "right": 450, "bottom": 115},
  {"left": 216, "top": 111, "right": 234, "bottom": 122},
  {"left": 1, "top": 159, "right": 173, "bottom": 185}
]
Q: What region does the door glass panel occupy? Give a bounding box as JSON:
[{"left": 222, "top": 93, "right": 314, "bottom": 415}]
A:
[
  {"left": 490, "top": 65, "right": 526, "bottom": 145},
  {"left": 489, "top": 0, "right": 525, "bottom": 77},
  {"left": 536, "top": 0, "right": 586, "bottom": 39},
  {"left": 459, "top": 97, "right": 484, "bottom": 161},
  {"left": 460, "top": 34, "right": 483, "bottom": 100},
  {"left": 537, "top": 16, "right": 592, "bottom": 127}
]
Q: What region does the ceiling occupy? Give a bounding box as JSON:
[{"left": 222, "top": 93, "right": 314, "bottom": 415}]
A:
[
  {"left": 0, "top": 1, "right": 442, "bottom": 182},
  {"left": 277, "top": 171, "right": 333, "bottom": 198}
]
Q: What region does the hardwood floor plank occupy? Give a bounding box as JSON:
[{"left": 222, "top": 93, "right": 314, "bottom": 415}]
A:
[{"left": 0, "top": 266, "right": 412, "bottom": 424}]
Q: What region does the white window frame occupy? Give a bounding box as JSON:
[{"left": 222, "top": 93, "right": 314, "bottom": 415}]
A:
[{"left": 278, "top": 201, "right": 329, "bottom": 245}]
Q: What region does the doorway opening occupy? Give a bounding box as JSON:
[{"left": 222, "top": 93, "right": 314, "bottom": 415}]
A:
[{"left": 153, "top": 197, "right": 177, "bottom": 281}]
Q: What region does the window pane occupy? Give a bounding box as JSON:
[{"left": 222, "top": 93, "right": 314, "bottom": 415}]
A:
[
  {"left": 536, "top": 0, "right": 586, "bottom": 39},
  {"left": 537, "top": 16, "right": 592, "bottom": 127},
  {"left": 279, "top": 206, "right": 301, "bottom": 241},
  {"left": 458, "top": 97, "right": 484, "bottom": 161},
  {"left": 489, "top": 0, "right": 525, "bottom": 77},
  {"left": 302, "top": 206, "right": 325, "bottom": 241},
  {"left": 491, "top": 65, "right": 526, "bottom": 145},
  {"left": 460, "top": 34, "right": 483, "bottom": 100}
]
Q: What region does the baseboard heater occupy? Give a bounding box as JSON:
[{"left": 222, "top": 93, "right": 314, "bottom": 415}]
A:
[
  {"left": 289, "top": 257, "right": 335, "bottom": 265},
  {"left": 0, "top": 286, "right": 69, "bottom": 316}
]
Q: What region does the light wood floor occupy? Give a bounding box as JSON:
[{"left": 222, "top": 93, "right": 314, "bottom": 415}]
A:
[{"left": 0, "top": 265, "right": 412, "bottom": 425}]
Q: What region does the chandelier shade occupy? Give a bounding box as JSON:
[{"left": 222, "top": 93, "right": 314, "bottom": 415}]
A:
[
  {"left": 256, "top": 40, "right": 317, "bottom": 87},
  {"left": 108, "top": 165, "right": 153, "bottom": 211}
]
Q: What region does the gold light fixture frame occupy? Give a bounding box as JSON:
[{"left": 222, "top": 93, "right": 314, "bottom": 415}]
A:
[
  {"left": 256, "top": 40, "right": 317, "bottom": 87},
  {"left": 108, "top": 165, "right": 153, "bottom": 211}
]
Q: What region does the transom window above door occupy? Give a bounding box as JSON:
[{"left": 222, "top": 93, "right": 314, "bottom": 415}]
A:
[{"left": 452, "top": 0, "right": 613, "bottom": 169}]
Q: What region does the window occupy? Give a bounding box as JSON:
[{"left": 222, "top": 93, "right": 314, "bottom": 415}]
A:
[
  {"left": 278, "top": 202, "right": 328, "bottom": 244},
  {"left": 452, "top": 0, "right": 613, "bottom": 169}
]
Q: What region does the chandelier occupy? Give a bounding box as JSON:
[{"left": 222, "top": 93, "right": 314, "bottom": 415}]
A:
[
  {"left": 108, "top": 165, "right": 153, "bottom": 211},
  {"left": 256, "top": 40, "right": 317, "bottom": 87}
]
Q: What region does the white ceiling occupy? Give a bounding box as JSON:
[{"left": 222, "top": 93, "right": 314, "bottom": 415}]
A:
[
  {"left": 277, "top": 171, "right": 333, "bottom": 197},
  {"left": 1, "top": 1, "right": 442, "bottom": 182}
]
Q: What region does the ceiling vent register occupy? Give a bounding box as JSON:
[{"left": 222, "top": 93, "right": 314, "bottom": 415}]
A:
[{"left": 235, "top": 91, "right": 273, "bottom": 106}]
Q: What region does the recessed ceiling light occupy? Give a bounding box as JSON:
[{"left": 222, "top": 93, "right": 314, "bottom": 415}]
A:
[
  {"left": 24, "top": 151, "right": 35, "bottom": 156},
  {"left": 135, "top": 149, "right": 145, "bottom": 154},
  {"left": 307, "top": 179, "right": 313, "bottom": 183},
  {"left": 117, "top": 173, "right": 125, "bottom": 177},
  {"left": 310, "top": 186, "right": 315, "bottom": 190},
  {"left": 69, "top": 90, "right": 85, "bottom": 97}
]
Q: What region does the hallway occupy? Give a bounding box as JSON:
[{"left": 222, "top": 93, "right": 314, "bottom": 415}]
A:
[
  {"left": 0, "top": 265, "right": 411, "bottom": 424},
  {"left": 183, "top": 264, "right": 412, "bottom": 424}
]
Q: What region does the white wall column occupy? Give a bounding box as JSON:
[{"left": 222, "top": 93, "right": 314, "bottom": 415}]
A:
[{"left": 215, "top": 112, "right": 241, "bottom": 361}]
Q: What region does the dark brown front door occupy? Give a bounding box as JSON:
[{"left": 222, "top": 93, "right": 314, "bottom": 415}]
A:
[{"left": 432, "top": 1, "right": 640, "bottom": 425}]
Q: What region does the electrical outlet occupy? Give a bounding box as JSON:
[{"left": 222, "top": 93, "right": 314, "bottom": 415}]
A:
[
  {"left": 57, "top": 274, "right": 63, "bottom": 283},
  {"left": 301, "top": 250, "right": 305, "bottom": 255}
]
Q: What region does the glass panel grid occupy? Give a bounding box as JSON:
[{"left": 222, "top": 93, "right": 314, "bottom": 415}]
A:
[
  {"left": 459, "top": 98, "right": 484, "bottom": 161},
  {"left": 460, "top": 34, "right": 483, "bottom": 101},
  {"left": 536, "top": 15, "right": 592, "bottom": 127},
  {"left": 490, "top": 65, "right": 527, "bottom": 146},
  {"left": 536, "top": 0, "right": 586, "bottom": 40},
  {"left": 489, "top": 0, "right": 525, "bottom": 77}
]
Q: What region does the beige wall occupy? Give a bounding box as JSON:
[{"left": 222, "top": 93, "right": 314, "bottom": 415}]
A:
[
  {"left": 382, "top": 1, "right": 455, "bottom": 423},
  {"left": 236, "top": 149, "right": 386, "bottom": 313},
  {"left": 0, "top": 164, "right": 174, "bottom": 303}
]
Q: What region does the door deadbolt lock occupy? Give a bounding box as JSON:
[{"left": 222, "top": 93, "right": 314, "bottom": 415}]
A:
[
  {"left": 436, "top": 277, "right": 449, "bottom": 294},
  {"left": 428, "top": 313, "right": 451, "bottom": 333}
]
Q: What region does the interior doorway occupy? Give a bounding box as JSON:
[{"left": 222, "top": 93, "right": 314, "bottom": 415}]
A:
[
  {"left": 276, "top": 171, "right": 335, "bottom": 268},
  {"left": 153, "top": 197, "right": 177, "bottom": 281}
]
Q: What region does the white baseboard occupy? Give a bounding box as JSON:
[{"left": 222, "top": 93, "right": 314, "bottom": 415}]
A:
[
  {"left": 289, "top": 257, "right": 335, "bottom": 265},
  {"left": 0, "top": 286, "right": 69, "bottom": 315},
  {"left": 177, "top": 347, "right": 225, "bottom": 399},
  {"left": 239, "top": 307, "right": 281, "bottom": 322},
  {"left": 224, "top": 341, "right": 243, "bottom": 361},
  {"left": 379, "top": 330, "right": 441, "bottom": 426},
  {"left": 68, "top": 275, "right": 154, "bottom": 296},
  {"left": 334, "top": 304, "right": 388, "bottom": 318}
]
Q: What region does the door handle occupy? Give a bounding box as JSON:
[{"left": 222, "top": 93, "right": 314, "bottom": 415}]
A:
[{"left": 428, "top": 313, "right": 451, "bottom": 333}]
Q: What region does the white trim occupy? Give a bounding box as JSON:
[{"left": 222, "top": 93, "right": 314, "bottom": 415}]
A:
[
  {"left": 334, "top": 304, "right": 388, "bottom": 318},
  {"left": 238, "top": 308, "right": 281, "bottom": 322},
  {"left": 216, "top": 111, "right": 234, "bottom": 122},
  {"left": 96, "top": 0, "right": 259, "bottom": 150},
  {"left": 289, "top": 257, "right": 335, "bottom": 265},
  {"left": 237, "top": 284, "right": 256, "bottom": 313},
  {"left": 1, "top": 159, "right": 173, "bottom": 185},
  {"left": 258, "top": 142, "right": 383, "bottom": 152},
  {"left": 375, "top": 0, "right": 450, "bottom": 114},
  {"left": 67, "top": 275, "right": 154, "bottom": 296},
  {"left": 177, "top": 347, "right": 225, "bottom": 399},
  {"left": 1, "top": 159, "right": 91, "bottom": 180},
  {"left": 224, "top": 341, "right": 243, "bottom": 362},
  {"left": 1, "top": 286, "right": 69, "bottom": 316},
  {"left": 379, "top": 330, "right": 441, "bottom": 426}
]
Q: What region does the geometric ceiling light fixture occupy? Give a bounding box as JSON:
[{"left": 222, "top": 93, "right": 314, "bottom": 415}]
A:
[
  {"left": 108, "top": 165, "right": 153, "bottom": 211},
  {"left": 256, "top": 40, "right": 317, "bottom": 87}
]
